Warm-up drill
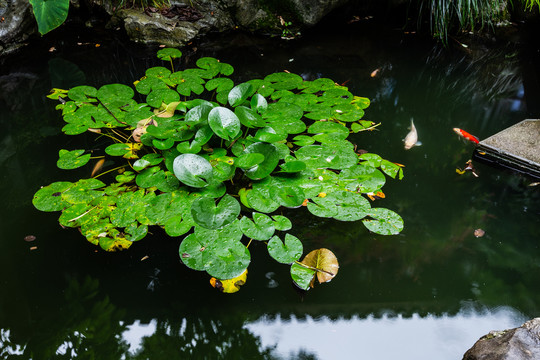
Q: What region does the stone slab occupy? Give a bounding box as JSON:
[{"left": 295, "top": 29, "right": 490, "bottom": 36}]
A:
[{"left": 474, "top": 119, "right": 540, "bottom": 178}]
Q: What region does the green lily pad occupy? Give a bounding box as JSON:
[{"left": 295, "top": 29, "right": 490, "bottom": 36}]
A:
[
  {"left": 279, "top": 160, "right": 306, "bottom": 173},
  {"left": 239, "top": 212, "right": 275, "bottom": 240},
  {"left": 242, "top": 142, "right": 280, "bottom": 180},
  {"left": 269, "top": 184, "right": 305, "bottom": 208},
  {"left": 290, "top": 263, "right": 316, "bottom": 291},
  {"left": 359, "top": 153, "right": 383, "bottom": 167},
  {"left": 362, "top": 208, "right": 404, "bottom": 235},
  {"left": 339, "top": 164, "right": 386, "bottom": 193},
  {"left": 32, "top": 181, "right": 73, "bottom": 212},
  {"left": 173, "top": 153, "right": 214, "bottom": 188},
  {"left": 67, "top": 86, "right": 97, "bottom": 102},
  {"left": 228, "top": 82, "right": 255, "bottom": 107},
  {"left": 250, "top": 93, "right": 268, "bottom": 113},
  {"left": 97, "top": 84, "right": 134, "bottom": 103},
  {"left": 208, "top": 107, "right": 241, "bottom": 141},
  {"left": 133, "top": 153, "right": 163, "bottom": 171},
  {"left": 235, "top": 153, "right": 265, "bottom": 169},
  {"left": 380, "top": 159, "right": 404, "bottom": 180},
  {"left": 307, "top": 190, "right": 370, "bottom": 221},
  {"left": 56, "top": 149, "right": 91, "bottom": 170},
  {"left": 268, "top": 234, "right": 303, "bottom": 264},
  {"left": 157, "top": 48, "right": 182, "bottom": 61},
  {"left": 272, "top": 215, "right": 292, "bottom": 231},
  {"left": 245, "top": 187, "right": 280, "bottom": 213},
  {"left": 179, "top": 222, "right": 250, "bottom": 279},
  {"left": 191, "top": 194, "right": 240, "bottom": 229},
  {"left": 264, "top": 72, "right": 303, "bottom": 90},
  {"left": 235, "top": 106, "right": 266, "bottom": 128}
]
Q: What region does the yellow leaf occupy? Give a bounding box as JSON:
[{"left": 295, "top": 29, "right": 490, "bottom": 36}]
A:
[
  {"left": 210, "top": 269, "right": 248, "bottom": 293},
  {"left": 157, "top": 101, "right": 182, "bottom": 118},
  {"left": 301, "top": 248, "right": 339, "bottom": 285}
]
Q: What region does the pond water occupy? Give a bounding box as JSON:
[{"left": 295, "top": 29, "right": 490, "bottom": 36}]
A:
[{"left": 1, "top": 16, "right": 540, "bottom": 359}]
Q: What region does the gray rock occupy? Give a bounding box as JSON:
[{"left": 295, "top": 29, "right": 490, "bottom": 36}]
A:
[
  {"left": 463, "top": 318, "right": 540, "bottom": 360},
  {"left": 0, "top": 0, "right": 38, "bottom": 54}
]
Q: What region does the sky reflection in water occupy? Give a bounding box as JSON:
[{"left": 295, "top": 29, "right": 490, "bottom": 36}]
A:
[{"left": 119, "top": 305, "right": 527, "bottom": 359}]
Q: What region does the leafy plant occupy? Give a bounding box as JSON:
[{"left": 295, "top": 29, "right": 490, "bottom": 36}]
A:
[
  {"left": 29, "top": 0, "right": 69, "bottom": 35},
  {"left": 33, "top": 48, "right": 405, "bottom": 292},
  {"left": 418, "top": 0, "right": 509, "bottom": 40}
]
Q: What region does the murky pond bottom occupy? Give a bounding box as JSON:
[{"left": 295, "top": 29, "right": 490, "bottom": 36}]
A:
[{"left": 1, "top": 18, "right": 540, "bottom": 359}]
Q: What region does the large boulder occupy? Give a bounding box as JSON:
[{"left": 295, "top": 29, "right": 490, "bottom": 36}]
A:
[
  {"left": 0, "top": 0, "right": 38, "bottom": 54},
  {"left": 463, "top": 318, "right": 540, "bottom": 360}
]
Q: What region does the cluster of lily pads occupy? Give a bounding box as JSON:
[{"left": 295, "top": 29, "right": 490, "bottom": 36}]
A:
[{"left": 33, "top": 48, "right": 404, "bottom": 292}]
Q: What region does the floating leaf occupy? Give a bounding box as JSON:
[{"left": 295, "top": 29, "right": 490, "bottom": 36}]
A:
[
  {"left": 235, "top": 153, "right": 265, "bottom": 169},
  {"left": 228, "top": 82, "right": 255, "bottom": 107},
  {"left": 210, "top": 269, "right": 248, "bottom": 293},
  {"left": 191, "top": 195, "right": 240, "bottom": 229},
  {"left": 208, "top": 107, "right": 241, "bottom": 141},
  {"left": 290, "top": 263, "right": 316, "bottom": 291},
  {"left": 362, "top": 208, "right": 404, "bottom": 235},
  {"left": 157, "top": 48, "right": 182, "bottom": 61},
  {"left": 307, "top": 190, "right": 370, "bottom": 221},
  {"left": 57, "top": 149, "right": 91, "bottom": 169},
  {"left": 32, "top": 181, "right": 73, "bottom": 212},
  {"left": 242, "top": 142, "right": 280, "bottom": 180},
  {"left": 301, "top": 248, "right": 339, "bottom": 284},
  {"left": 173, "top": 153, "right": 213, "bottom": 188},
  {"left": 272, "top": 215, "right": 292, "bottom": 231},
  {"left": 339, "top": 164, "right": 386, "bottom": 193},
  {"left": 268, "top": 234, "right": 303, "bottom": 264},
  {"left": 239, "top": 213, "right": 275, "bottom": 240}
]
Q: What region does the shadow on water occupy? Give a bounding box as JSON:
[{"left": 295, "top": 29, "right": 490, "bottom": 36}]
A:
[{"left": 0, "top": 17, "right": 539, "bottom": 359}]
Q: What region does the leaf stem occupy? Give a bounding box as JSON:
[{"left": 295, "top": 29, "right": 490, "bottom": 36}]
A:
[
  {"left": 93, "top": 165, "right": 128, "bottom": 179},
  {"left": 294, "top": 261, "right": 334, "bottom": 276}
]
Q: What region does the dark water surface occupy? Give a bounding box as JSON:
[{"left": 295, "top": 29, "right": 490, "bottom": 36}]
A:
[{"left": 1, "top": 18, "right": 540, "bottom": 359}]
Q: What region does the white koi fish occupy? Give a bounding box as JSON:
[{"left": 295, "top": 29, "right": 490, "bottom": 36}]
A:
[{"left": 404, "top": 119, "right": 421, "bottom": 150}]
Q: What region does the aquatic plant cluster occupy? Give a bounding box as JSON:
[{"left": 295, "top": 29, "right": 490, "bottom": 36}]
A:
[{"left": 33, "top": 48, "right": 404, "bottom": 291}]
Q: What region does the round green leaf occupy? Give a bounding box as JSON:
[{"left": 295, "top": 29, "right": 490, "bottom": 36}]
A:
[
  {"left": 32, "top": 181, "right": 73, "bottom": 212},
  {"left": 67, "top": 86, "right": 97, "bottom": 102},
  {"left": 235, "top": 106, "right": 266, "bottom": 128},
  {"left": 290, "top": 263, "right": 316, "bottom": 291},
  {"left": 272, "top": 215, "right": 292, "bottom": 231},
  {"left": 242, "top": 142, "right": 280, "bottom": 180},
  {"left": 57, "top": 149, "right": 91, "bottom": 170},
  {"left": 208, "top": 107, "right": 241, "bottom": 141},
  {"left": 362, "top": 208, "right": 404, "bottom": 235},
  {"left": 205, "top": 237, "right": 250, "bottom": 279},
  {"left": 235, "top": 153, "right": 265, "bottom": 169},
  {"left": 191, "top": 195, "right": 240, "bottom": 229},
  {"left": 228, "top": 82, "right": 255, "bottom": 107},
  {"left": 173, "top": 154, "right": 213, "bottom": 188},
  {"left": 97, "top": 84, "right": 134, "bottom": 103},
  {"left": 307, "top": 191, "right": 370, "bottom": 221},
  {"left": 339, "top": 164, "right": 386, "bottom": 193},
  {"left": 268, "top": 234, "right": 303, "bottom": 264},
  {"left": 251, "top": 93, "right": 268, "bottom": 113},
  {"left": 279, "top": 161, "right": 306, "bottom": 173},
  {"left": 157, "top": 48, "right": 182, "bottom": 61},
  {"left": 270, "top": 184, "right": 305, "bottom": 208},
  {"left": 239, "top": 213, "right": 275, "bottom": 241},
  {"left": 246, "top": 187, "right": 280, "bottom": 213}
]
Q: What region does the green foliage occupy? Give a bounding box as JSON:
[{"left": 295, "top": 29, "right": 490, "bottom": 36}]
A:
[
  {"left": 419, "top": 0, "right": 508, "bottom": 40},
  {"left": 34, "top": 50, "right": 405, "bottom": 291},
  {"left": 28, "top": 0, "right": 69, "bottom": 35}
]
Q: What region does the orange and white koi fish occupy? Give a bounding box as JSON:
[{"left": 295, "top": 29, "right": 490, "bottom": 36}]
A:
[{"left": 453, "top": 128, "right": 479, "bottom": 144}]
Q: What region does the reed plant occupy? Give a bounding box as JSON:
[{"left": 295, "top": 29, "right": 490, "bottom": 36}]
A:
[{"left": 419, "top": 0, "right": 509, "bottom": 40}]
